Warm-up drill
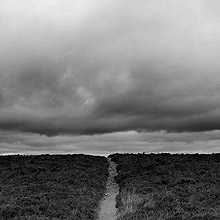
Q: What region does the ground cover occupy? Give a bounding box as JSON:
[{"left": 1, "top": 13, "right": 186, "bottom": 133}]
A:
[
  {"left": 0, "top": 154, "right": 109, "bottom": 220},
  {"left": 109, "top": 153, "right": 220, "bottom": 220}
]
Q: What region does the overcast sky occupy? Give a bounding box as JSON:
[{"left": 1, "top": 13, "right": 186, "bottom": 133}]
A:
[{"left": 1, "top": 0, "right": 220, "bottom": 155}]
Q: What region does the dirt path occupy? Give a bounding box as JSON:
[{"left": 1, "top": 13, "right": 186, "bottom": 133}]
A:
[{"left": 98, "top": 158, "right": 119, "bottom": 220}]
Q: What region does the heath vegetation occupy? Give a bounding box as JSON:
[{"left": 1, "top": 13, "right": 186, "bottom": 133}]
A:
[
  {"left": 109, "top": 153, "right": 220, "bottom": 220},
  {"left": 0, "top": 154, "right": 109, "bottom": 220}
]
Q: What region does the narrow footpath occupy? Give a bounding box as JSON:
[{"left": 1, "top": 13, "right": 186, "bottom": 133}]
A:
[{"left": 98, "top": 158, "right": 119, "bottom": 220}]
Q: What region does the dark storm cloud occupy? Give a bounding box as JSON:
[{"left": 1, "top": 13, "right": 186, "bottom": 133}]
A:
[{"left": 1, "top": 0, "right": 220, "bottom": 136}]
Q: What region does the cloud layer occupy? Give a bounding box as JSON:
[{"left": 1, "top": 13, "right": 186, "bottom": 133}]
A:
[
  {"left": 1, "top": 0, "right": 220, "bottom": 136},
  {"left": 1, "top": 130, "right": 220, "bottom": 155}
]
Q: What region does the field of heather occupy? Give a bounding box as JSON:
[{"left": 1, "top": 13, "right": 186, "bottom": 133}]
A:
[
  {"left": 0, "top": 154, "right": 109, "bottom": 220},
  {"left": 110, "top": 153, "right": 220, "bottom": 220},
  {"left": 1, "top": 153, "right": 220, "bottom": 220}
]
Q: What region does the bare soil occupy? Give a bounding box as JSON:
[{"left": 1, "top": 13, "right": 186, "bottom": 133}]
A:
[{"left": 98, "top": 158, "right": 119, "bottom": 220}]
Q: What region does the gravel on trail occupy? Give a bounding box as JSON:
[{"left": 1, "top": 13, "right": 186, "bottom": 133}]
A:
[{"left": 98, "top": 158, "right": 119, "bottom": 220}]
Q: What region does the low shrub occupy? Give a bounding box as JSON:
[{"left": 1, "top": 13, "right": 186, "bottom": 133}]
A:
[
  {"left": 0, "top": 154, "right": 109, "bottom": 220},
  {"left": 109, "top": 153, "right": 220, "bottom": 220}
]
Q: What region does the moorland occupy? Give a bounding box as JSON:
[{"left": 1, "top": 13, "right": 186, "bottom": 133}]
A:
[
  {"left": 1, "top": 153, "right": 220, "bottom": 220},
  {"left": 109, "top": 153, "right": 220, "bottom": 220},
  {"left": 0, "top": 154, "right": 108, "bottom": 220}
]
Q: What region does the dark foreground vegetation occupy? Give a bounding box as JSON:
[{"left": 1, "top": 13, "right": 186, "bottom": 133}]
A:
[
  {"left": 110, "top": 153, "right": 220, "bottom": 220},
  {"left": 0, "top": 154, "right": 109, "bottom": 220}
]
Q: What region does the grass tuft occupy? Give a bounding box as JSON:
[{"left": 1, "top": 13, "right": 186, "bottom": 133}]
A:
[{"left": 117, "top": 188, "right": 155, "bottom": 219}]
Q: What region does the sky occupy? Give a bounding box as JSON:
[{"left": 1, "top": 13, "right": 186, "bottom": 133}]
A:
[{"left": 1, "top": 0, "right": 220, "bottom": 155}]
